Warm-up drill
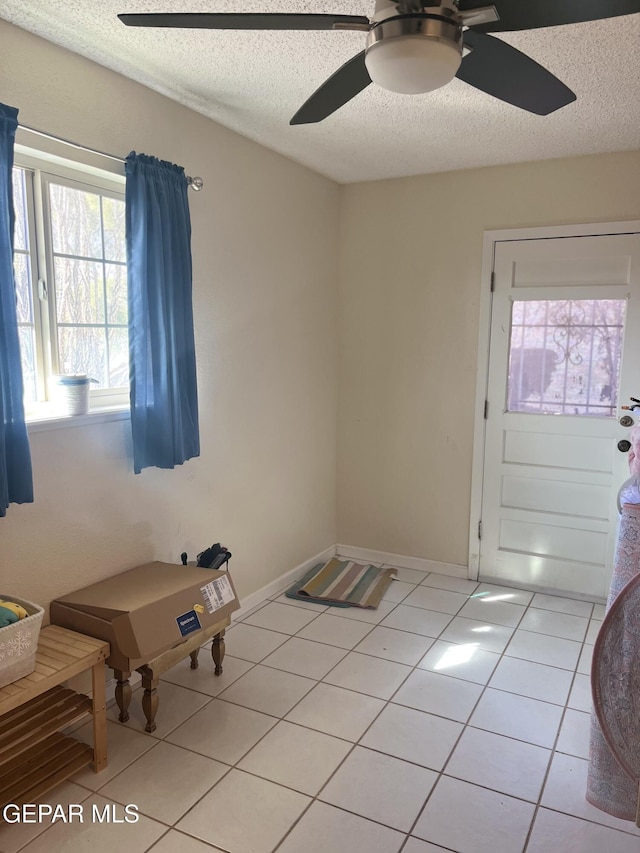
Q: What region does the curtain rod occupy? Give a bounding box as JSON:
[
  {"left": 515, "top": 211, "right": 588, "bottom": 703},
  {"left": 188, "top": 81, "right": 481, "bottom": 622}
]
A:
[{"left": 17, "top": 123, "right": 204, "bottom": 191}]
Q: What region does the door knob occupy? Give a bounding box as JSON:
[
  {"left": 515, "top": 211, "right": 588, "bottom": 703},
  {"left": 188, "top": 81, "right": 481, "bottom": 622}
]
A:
[{"left": 618, "top": 439, "right": 632, "bottom": 453}]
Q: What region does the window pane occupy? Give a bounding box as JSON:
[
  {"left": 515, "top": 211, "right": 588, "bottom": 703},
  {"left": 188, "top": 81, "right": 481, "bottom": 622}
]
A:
[
  {"left": 49, "top": 183, "right": 102, "bottom": 258},
  {"left": 14, "top": 252, "right": 33, "bottom": 323},
  {"left": 58, "top": 327, "right": 107, "bottom": 387},
  {"left": 102, "top": 196, "right": 126, "bottom": 262},
  {"left": 108, "top": 328, "right": 129, "bottom": 387},
  {"left": 105, "top": 263, "right": 127, "bottom": 324},
  {"left": 508, "top": 299, "right": 626, "bottom": 417},
  {"left": 511, "top": 301, "right": 524, "bottom": 324},
  {"left": 522, "top": 301, "right": 548, "bottom": 324},
  {"left": 54, "top": 258, "right": 105, "bottom": 324},
  {"left": 12, "top": 168, "right": 28, "bottom": 252},
  {"left": 18, "top": 326, "right": 37, "bottom": 404}
]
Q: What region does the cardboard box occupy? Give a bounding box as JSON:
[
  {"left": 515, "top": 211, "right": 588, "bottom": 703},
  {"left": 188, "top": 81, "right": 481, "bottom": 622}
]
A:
[{"left": 49, "top": 562, "right": 240, "bottom": 672}]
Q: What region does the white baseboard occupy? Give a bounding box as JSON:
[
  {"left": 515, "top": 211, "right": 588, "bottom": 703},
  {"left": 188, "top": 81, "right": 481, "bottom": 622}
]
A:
[
  {"left": 98, "top": 548, "right": 335, "bottom": 703},
  {"left": 234, "top": 544, "right": 337, "bottom": 618},
  {"left": 93, "top": 543, "right": 464, "bottom": 702},
  {"left": 336, "top": 544, "right": 468, "bottom": 579}
]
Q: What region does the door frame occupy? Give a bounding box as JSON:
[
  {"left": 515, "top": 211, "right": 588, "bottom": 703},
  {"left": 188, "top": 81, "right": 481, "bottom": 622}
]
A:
[{"left": 468, "top": 219, "right": 640, "bottom": 582}]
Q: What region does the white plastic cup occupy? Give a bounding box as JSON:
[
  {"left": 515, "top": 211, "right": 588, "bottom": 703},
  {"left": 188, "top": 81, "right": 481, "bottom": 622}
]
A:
[{"left": 51, "top": 374, "right": 96, "bottom": 416}]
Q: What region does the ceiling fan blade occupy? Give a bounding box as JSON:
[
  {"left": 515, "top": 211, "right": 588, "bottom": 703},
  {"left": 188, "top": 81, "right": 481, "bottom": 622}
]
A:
[
  {"left": 457, "top": 31, "right": 576, "bottom": 115},
  {"left": 290, "top": 51, "right": 371, "bottom": 125},
  {"left": 118, "top": 13, "right": 370, "bottom": 31},
  {"left": 459, "top": 0, "right": 640, "bottom": 33}
]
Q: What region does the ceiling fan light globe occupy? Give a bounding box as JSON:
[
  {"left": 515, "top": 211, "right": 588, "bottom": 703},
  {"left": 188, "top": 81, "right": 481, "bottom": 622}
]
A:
[{"left": 364, "top": 35, "right": 462, "bottom": 94}]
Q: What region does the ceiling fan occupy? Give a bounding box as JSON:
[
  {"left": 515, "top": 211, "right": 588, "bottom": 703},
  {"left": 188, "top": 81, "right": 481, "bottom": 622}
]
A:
[{"left": 118, "top": 1, "right": 640, "bottom": 124}]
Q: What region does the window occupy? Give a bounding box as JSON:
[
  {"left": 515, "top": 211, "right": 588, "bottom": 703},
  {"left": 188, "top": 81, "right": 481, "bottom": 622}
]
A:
[
  {"left": 12, "top": 167, "right": 37, "bottom": 402},
  {"left": 507, "top": 299, "right": 626, "bottom": 417},
  {"left": 12, "top": 152, "right": 127, "bottom": 416}
]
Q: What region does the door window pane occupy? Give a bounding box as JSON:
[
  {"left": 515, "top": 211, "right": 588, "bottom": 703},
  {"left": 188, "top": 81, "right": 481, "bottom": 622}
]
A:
[{"left": 507, "top": 299, "right": 626, "bottom": 417}]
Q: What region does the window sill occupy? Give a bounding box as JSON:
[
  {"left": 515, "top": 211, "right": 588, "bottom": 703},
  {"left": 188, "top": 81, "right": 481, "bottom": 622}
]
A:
[{"left": 27, "top": 406, "right": 130, "bottom": 434}]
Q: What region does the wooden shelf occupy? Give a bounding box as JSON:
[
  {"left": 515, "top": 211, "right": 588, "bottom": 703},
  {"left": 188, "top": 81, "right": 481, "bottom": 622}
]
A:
[
  {"left": 0, "top": 733, "right": 93, "bottom": 806},
  {"left": 0, "top": 626, "right": 109, "bottom": 814},
  {"left": 0, "top": 686, "right": 92, "bottom": 762}
]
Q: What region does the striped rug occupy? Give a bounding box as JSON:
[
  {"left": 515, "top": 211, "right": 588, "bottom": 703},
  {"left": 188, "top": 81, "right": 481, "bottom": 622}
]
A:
[{"left": 286, "top": 558, "right": 397, "bottom": 609}]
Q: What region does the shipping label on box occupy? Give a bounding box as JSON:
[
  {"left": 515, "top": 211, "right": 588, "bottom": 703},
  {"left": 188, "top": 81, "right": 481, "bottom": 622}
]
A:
[
  {"left": 200, "top": 575, "right": 235, "bottom": 614},
  {"left": 50, "top": 562, "right": 240, "bottom": 669}
]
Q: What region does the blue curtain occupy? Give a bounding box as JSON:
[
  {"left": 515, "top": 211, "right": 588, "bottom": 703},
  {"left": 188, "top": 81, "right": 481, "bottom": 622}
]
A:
[
  {"left": 0, "top": 103, "right": 33, "bottom": 516},
  {"left": 125, "top": 152, "right": 200, "bottom": 474}
]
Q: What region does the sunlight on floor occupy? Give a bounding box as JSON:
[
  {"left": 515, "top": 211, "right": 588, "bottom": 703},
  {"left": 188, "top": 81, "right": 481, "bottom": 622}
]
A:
[
  {"left": 433, "top": 642, "right": 481, "bottom": 671},
  {"left": 471, "top": 591, "right": 517, "bottom": 603}
]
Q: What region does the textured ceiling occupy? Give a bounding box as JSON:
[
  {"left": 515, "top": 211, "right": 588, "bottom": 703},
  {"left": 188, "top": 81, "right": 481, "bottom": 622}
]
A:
[{"left": 2, "top": 0, "right": 640, "bottom": 183}]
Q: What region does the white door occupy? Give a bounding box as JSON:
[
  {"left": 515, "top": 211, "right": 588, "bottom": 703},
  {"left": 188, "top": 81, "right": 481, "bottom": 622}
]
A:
[{"left": 480, "top": 232, "right": 640, "bottom": 599}]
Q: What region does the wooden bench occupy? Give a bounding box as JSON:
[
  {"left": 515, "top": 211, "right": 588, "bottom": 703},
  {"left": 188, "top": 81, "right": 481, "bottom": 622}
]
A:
[
  {"left": 113, "top": 618, "right": 229, "bottom": 733},
  {"left": 0, "top": 626, "right": 109, "bottom": 811},
  {"left": 49, "top": 562, "right": 240, "bottom": 735}
]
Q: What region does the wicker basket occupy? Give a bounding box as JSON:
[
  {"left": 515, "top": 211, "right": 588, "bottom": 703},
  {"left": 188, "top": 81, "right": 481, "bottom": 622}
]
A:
[{"left": 0, "top": 595, "right": 44, "bottom": 688}]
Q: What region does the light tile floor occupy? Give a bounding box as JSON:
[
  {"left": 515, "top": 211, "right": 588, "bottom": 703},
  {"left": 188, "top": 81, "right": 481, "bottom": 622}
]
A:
[{"left": 3, "top": 563, "right": 640, "bottom": 853}]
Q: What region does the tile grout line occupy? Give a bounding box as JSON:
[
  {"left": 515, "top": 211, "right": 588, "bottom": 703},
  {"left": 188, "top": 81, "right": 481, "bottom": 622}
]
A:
[
  {"left": 274, "top": 574, "right": 507, "bottom": 850},
  {"left": 238, "top": 570, "right": 439, "bottom": 852},
  {"left": 16, "top": 569, "right": 630, "bottom": 853},
  {"left": 400, "top": 584, "right": 536, "bottom": 846},
  {"left": 521, "top": 673, "right": 580, "bottom": 852},
  {"left": 194, "top": 579, "right": 640, "bottom": 848},
  {"left": 180, "top": 576, "right": 628, "bottom": 850}
]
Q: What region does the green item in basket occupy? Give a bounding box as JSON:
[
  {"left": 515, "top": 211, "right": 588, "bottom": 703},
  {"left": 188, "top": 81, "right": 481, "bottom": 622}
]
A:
[{"left": 0, "top": 606, "right": 20, "bottom": 628}]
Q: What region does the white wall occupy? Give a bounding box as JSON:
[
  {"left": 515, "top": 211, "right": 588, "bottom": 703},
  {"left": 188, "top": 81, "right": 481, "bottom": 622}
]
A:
[
  {"left": 338, "top": 151, "right": 640, "bottom": 567},
  {"left": 3, "top": 18, "right": 640, "bottom": 608},
  {"left": 0, "top": 20, "right": 340, "bottom": 609}
]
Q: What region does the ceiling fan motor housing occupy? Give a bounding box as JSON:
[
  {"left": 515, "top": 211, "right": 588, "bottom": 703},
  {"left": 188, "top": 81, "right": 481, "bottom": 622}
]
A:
[{"left": 365, "top": 5, "right": 463, "bottom": 94}]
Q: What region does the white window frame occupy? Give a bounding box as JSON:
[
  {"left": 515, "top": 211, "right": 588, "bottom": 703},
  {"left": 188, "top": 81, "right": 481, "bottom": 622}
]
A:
[{"left": 13, "top": 144, "right": 128, "bottom": 421}]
